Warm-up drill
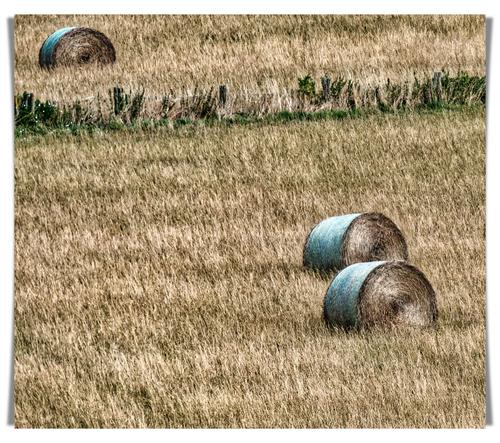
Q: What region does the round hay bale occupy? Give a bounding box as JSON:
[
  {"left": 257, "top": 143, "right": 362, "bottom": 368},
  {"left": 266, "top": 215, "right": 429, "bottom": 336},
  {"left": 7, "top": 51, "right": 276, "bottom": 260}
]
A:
[
  {"left": 323, "top": 260, "right": 438, "bottom": 330},
  {"left": 303, "top": 212, "right": 408, "bottom": 271},
  {"left": 39, "top": 27, "right": 116, "bottom": 69}
]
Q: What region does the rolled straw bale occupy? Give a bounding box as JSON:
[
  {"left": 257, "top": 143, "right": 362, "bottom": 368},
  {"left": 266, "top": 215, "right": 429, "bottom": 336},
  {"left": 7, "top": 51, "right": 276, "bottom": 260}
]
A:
[
  {"left": 39, "top": 27, "right": 116, "bottom": 69},
  {"left": 303, "top": 212, "right": 408, "bottom": 271},
  {"left": 323, "top": 260, "right": 438, "bottom": 330}
]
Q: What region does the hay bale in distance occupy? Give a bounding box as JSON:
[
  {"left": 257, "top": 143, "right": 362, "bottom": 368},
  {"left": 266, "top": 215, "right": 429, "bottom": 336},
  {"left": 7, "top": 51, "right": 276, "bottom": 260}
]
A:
[
  {"left": 303, "top": 212, "right": 408, "bottom": 271},
  {"left": 39, "top": 27, "right": 116, "bottom": 69},
  {"left": 323, "top": 260, "right": 438, "bottom": 330}
]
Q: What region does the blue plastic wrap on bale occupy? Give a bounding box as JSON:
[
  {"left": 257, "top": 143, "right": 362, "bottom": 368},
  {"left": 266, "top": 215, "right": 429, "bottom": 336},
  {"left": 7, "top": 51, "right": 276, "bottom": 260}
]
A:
[
  {"left": 304, "top": 213, "right": 361, "bottom": 270},
  {"left": 39, "top": 27, "right": 76, "bottom": 67},
  {"left": 324, "top": 261, "right": 386, "bottom": 328}
]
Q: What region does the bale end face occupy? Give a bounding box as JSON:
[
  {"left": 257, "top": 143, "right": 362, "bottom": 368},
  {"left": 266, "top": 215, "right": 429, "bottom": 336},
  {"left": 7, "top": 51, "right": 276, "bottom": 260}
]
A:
[
  {"left": 341, "top": 212, "right": 409, "bottom": 267},
  {"left": 358, "top": 261, "right": 438, "bottom": 330},
  {"left": 324, "top": 260, "right": 437, "bottom": 331},
  {"left": 39, "top": 27, "right": 116, "bottom": 69}
]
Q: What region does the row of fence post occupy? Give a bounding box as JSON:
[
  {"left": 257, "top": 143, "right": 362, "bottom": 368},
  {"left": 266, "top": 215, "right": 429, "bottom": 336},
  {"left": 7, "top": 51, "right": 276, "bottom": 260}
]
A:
[
  {"left": 15, "top": 71, "right": 445, "bottom": 117},
  {"left": 109, "top": 72, "right": 444, "bottom": 115}
]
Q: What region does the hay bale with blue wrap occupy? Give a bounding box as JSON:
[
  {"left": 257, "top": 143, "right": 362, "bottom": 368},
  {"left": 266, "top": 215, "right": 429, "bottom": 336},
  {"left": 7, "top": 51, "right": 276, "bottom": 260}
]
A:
[
  {"left": 39, "top": 27, "right": 116, "bottom": 69},
  {"left": 323, "top": 260, "right": 438, "bottom": 330},
  {"left": 303, "top": 212, "right": 408, "bottom": 272}
]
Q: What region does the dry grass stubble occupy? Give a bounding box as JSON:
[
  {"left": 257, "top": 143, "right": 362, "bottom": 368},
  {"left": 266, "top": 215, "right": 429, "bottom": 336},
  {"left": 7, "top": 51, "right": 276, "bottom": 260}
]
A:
[
  {"left": 15, "top": 15, "right": 485, "bottom": 101},
  {"left": 15, "top": 109, "right": 485, "bottom": 427}
]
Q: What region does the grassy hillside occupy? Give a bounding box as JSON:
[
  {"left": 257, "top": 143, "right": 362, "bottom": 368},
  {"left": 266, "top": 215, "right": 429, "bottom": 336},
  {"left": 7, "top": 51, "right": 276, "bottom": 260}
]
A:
[{"left": 15, "top": 109, "right": 485, "bottom": 427}]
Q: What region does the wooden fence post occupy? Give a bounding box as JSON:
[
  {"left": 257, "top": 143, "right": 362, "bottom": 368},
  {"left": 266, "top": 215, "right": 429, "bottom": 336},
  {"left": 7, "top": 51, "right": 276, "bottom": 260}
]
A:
[
  {"left": 347, "top": 81, "right": 356, "bottom": 111},
  {"left": 423, "top": 83, "right": 432, "bottom": 105},
  {"left": 432, "top": 71, "right": 443, "bottom": 103},
  {"left": 375, "top": 86, "right": 383, "bottom": 109},
  {"left": 21, "top": 92, "right": 34, "bottom": 114},
  {"left": 218, "top": 84, "right": 228, "bottom": 108},
  {"left": 321, "top": 75, "right": 331, "bottom": 101},
  {"left": 113, "top": 86, "right": 125, "bottom": 115}
]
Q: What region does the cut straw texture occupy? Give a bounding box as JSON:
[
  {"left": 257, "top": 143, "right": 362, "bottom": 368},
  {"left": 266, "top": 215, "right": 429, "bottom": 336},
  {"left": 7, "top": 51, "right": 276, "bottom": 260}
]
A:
[
  {"left": 323, "top": 260, "right": 438, "bottom": 330},
  {"left": 39, "top": 27, "right": 116, "bottom": 69},
  {"left": 303, "top": 212, "right": 408, "bottom": 272}
]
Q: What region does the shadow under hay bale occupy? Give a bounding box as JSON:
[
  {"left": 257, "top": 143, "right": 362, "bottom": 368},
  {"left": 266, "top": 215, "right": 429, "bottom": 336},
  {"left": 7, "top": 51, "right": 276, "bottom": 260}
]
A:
[
  {"left": 323, "top": 260, "right": 438, "bottom": 330},
  {"left": 303, "top": 212, "right": 408, "bottom": 272},
  {"left": 39, "top": 27, "right": 116, "bottom": 69}
]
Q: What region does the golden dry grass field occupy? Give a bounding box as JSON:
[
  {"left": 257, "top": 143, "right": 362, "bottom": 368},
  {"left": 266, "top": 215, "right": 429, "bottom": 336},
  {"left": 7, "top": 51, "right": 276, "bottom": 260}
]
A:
[
  {"left": 15, "top": 15, "right": 485, "bottom": 101},
  {"left": 14, "top": 15, "right": 486, "bottom": 428},
  {"left": 15, "top": 110, "right": 485, "bottom": 428}
]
